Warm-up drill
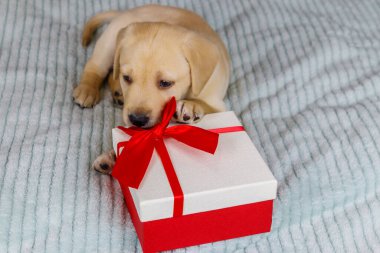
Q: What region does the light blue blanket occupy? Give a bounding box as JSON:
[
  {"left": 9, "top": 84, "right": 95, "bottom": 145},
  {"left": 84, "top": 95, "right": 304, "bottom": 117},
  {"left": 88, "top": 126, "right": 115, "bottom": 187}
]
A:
[{"left": 1, "top": 0, "right": 380, "bottom": 252}]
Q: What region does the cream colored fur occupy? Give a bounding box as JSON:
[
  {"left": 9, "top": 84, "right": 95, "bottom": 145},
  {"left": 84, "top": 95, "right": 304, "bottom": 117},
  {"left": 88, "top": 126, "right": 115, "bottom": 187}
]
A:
[
  {"left": 72, "top": 5, "right": 231, "bottom": 173},
  {"left": 73, "top": 4, "right": 230, "bottom": 126}
]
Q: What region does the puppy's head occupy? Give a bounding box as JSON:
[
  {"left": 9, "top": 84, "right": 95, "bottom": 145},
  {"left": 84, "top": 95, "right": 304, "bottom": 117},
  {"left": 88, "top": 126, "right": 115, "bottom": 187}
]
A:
[{"left": 113, "top": 22, "right": 221, "bottom": 128}]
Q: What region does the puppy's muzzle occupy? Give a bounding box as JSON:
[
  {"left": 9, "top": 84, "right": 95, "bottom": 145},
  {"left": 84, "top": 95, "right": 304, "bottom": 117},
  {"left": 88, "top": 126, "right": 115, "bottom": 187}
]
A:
[{"left": 129, "top": 113, "right": 150, "bottom": 127}]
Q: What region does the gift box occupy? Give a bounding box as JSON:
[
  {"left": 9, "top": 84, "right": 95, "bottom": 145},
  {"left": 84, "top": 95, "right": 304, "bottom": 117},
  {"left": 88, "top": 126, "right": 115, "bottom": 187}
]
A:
[{"left": 111, "top": 98, "right": 277, "bottom": 253}]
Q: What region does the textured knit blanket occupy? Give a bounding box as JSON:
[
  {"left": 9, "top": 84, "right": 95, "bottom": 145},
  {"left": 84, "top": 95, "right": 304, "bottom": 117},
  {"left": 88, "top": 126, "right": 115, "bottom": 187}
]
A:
[{"left": 1, "top": 0, "right": 380, "bottom": 252}]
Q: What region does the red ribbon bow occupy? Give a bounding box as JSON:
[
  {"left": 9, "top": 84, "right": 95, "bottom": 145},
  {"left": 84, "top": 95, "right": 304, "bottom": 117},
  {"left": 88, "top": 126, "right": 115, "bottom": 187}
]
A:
[{"left": 112, "top": 97, "right": 219, "bottom": 217}]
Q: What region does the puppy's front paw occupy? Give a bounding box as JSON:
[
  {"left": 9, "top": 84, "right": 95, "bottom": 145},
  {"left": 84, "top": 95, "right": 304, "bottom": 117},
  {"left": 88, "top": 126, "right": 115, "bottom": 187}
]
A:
[
  {"left": 108, "top": 74, "right": 124, "bottom": 107},
  {"left": 174, "top": 100, "right": 204, "bottom": 124},
  {"left": 73, "top": 84, "right": 100, "bottom": 108},
  {"left": 92, "top": 150, "right": 116, "bottom": 174}
]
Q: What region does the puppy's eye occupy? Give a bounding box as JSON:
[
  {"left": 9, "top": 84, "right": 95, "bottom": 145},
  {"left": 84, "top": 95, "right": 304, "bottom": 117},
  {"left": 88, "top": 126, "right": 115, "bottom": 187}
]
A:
[
  {"left": 123, "top": 75, "right": 133, "bottom": 84},
  {"left": 159, "top": 80, "right": 174, "bottom": 88}
]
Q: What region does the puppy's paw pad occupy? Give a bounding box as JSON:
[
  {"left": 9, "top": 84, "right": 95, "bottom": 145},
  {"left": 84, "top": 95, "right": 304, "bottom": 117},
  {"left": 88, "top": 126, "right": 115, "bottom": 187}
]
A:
[
  {"left": 92, "top": 151, "right": 116, "bottom": 174},
  {"left": 174, "top": 100, "right": 204, "bottom": 124},
  {"left": 73, "top": 85, "right": 100, "bottom": 108},
  {"left": 112, "top": 90, "right": 124, "bottom": 107},
  {"left": 108, "top": 73, "right": 124, "bottom": 107}
]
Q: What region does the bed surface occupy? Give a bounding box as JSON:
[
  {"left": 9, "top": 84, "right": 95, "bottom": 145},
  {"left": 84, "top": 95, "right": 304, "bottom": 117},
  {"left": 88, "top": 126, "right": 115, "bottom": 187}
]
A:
[{"left": 1, "top": 0, "right": 380, "bottom": 252}]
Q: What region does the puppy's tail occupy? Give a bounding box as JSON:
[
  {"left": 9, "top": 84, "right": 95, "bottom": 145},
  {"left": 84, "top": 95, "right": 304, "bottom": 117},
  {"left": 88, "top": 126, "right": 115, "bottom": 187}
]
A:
[{"left": 82, "top": 10, "right": 122, "bottom": 47}]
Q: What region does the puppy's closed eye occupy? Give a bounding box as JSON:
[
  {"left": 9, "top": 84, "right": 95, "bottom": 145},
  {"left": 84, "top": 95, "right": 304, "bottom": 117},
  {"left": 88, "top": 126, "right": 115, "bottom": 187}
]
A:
[
  {"left": 159, "top": 80, "right": 174, "bottom": 89},
  {"left": 123, "top": 75, "right": 133, "bottom": 84}
]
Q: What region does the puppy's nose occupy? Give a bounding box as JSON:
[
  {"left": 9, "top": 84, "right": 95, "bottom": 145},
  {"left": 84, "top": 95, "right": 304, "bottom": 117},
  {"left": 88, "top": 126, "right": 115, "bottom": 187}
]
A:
[{"left": 128, "top": 113, "right": 150, "bottom": 127}]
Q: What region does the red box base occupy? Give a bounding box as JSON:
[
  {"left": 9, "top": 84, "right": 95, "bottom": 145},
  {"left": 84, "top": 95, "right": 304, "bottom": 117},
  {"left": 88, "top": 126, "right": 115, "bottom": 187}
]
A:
[{"left": 121, "top": 184, "right": 273, "bottom": 253}]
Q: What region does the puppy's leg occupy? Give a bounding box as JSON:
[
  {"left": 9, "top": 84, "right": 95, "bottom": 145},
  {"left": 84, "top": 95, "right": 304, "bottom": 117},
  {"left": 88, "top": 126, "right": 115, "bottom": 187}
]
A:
[
  {"left": 73, "top": 25, "right": 118, "bottom": 108},
  {"left": 108, "top": 70, "right": 124, "bottom": 107},
  {"left": 92, "top": 150, "right": 116, "bottom": 174},
  {"left": 174, "top": 100, "right": 211, "bottom": 124},
  {"left": 73, "top": 61, "right": 104, "bottom": 108}
]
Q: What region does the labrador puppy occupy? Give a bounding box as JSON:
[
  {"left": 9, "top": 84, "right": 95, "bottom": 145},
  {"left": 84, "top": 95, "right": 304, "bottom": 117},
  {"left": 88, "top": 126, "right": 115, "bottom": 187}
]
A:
[{"left": 72, "top": 5, "right": 230, "bottom": 173}]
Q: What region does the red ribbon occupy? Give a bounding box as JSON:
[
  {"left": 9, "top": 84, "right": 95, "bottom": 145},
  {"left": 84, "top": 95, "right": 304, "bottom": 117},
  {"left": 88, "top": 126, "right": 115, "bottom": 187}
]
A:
[{"left": 112, "top": 97, "right": 224, "bottom": 217}]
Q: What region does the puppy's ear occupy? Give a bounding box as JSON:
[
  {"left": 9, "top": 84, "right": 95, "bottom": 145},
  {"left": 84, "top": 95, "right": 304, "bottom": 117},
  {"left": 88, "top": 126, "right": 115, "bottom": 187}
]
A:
[
  {"left": 182, "top": 34, "right": 221, "bottom": 96},
  {"left": 113, "top": 27, "right": 129, "bottom": 80}
]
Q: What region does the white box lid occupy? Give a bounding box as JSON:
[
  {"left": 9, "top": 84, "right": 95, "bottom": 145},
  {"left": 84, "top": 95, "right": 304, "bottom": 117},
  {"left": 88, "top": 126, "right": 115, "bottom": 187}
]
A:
[{"left": 112, "top": 111, "right": 277, "bottom": 222}]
